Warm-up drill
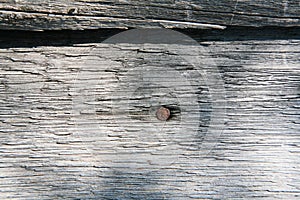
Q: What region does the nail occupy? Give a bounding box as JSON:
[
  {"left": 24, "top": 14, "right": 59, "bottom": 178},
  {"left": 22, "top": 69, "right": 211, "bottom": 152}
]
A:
[{"left": 156, "top": 107, "right": 170, "bottom": 121}]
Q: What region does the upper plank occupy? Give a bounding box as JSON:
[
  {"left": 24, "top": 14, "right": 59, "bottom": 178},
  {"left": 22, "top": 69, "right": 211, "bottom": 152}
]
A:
[{"left": 0, "top": 0, "right": 299, "bottom": 30}]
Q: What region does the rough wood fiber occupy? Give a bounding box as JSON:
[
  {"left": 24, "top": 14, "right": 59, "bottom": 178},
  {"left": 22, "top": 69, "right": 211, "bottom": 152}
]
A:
[
  {"left": 0, "top": 0, "right": 299, "bottom": 30},
  {"left": 0, "top": 29, "right": 299, "bottom": 199}
]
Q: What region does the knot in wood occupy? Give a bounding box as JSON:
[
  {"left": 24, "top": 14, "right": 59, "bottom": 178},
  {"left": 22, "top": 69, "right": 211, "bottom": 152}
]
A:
[{"left": 156, "top": 107, "right": 170, "bottom": 121}]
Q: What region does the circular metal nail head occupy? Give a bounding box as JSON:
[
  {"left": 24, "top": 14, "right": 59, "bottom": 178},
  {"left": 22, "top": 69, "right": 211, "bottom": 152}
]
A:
[{"left": 156, "top": 107, "right": 171, "bottom": 121}]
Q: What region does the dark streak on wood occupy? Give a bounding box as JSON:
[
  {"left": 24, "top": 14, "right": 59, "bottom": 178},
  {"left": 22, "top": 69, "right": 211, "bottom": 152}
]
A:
[{"left": 0, "top": 26, "right": 300, "bottom": 48}]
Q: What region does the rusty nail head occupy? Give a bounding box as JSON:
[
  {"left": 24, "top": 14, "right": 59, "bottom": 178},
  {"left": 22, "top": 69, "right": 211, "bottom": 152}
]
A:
[{"left": 156, "top": 107, "right": 170, "bottom": 121}]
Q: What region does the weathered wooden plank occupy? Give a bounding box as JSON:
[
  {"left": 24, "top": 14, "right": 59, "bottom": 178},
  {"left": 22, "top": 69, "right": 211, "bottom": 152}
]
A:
[
  {"left": 0, "top": 0, "right": 299, "bottom": 30},
  {"left": 0, "top": 29, "right": 299, "bottom": 199},
  {"left": 0, "top": 10, "right": 226, "bottom": 31}
]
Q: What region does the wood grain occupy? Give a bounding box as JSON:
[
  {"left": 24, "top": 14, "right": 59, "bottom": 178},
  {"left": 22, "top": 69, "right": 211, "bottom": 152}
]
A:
[
  {"left": 0, "top": 29, "right": 299, "bottom": 199},
  {"left": 0, "top": 0, "right": 299, "bottom": 30}
]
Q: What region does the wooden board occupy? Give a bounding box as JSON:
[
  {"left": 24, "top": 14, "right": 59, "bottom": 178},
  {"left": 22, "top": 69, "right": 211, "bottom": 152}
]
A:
[
  {"left": 0, "top": 28, "right": 299, "bottom": 199},
  {"left": 0, "top": 0, "right": 299, "bottom": 30}
]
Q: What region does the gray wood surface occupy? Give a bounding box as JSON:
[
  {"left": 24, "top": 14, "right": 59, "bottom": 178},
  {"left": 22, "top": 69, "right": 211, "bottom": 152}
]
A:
[
  {"left": 0, "top": 29, "right": 299, "bottom": 199},
  {"left": 0, "top": 0, "right": 300, "bottom": 30}
]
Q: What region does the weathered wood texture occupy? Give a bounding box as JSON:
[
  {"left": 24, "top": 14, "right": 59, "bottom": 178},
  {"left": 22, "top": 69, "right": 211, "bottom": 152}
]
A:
[
  {"left": 0, "top": 0, "right": 300, "bottom": 30},
  {"left": 0, "top": 29, "right": 299, "bottom": 199}
]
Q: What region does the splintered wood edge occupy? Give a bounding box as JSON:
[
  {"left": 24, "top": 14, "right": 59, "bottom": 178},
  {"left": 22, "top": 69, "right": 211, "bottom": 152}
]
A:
[{"left": 0, "top": 10, "right": 226, "bottom": 31}]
